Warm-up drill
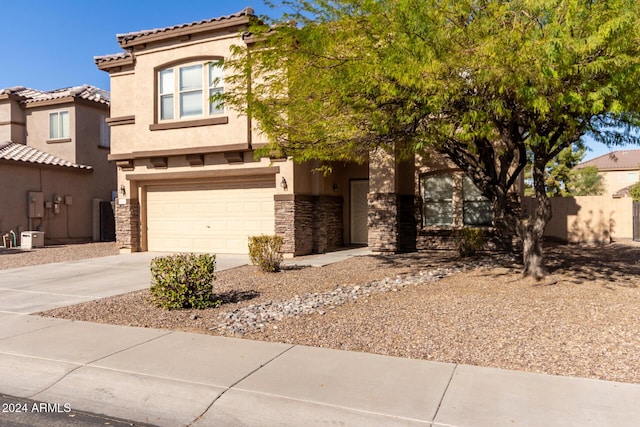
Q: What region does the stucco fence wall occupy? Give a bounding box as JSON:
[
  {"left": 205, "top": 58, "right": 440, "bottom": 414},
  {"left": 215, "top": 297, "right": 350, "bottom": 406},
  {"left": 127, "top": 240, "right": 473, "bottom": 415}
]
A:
[{"left": 523, "top": 196, "right": 633, "bottom": 243}]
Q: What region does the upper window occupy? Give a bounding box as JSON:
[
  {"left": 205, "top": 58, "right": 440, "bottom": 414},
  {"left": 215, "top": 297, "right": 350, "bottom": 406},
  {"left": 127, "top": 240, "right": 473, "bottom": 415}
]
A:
[
  {"left": 49, "top": 111, "right": 69, "bottom": 139},
  {"left": 422, "top": 172, "right": 493, "bottom": 227},
  {"left": 99, "top": 115, "right": 110, "bottom": 148},
  {"left": 158, "top": 60, "right": 224, "bottom": 121}
]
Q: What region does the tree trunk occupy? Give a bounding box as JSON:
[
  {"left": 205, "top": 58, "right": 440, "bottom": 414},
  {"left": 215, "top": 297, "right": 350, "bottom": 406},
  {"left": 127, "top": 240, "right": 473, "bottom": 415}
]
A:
[{"left": 522, "top": 158, "right": 552, "bottom": 279}]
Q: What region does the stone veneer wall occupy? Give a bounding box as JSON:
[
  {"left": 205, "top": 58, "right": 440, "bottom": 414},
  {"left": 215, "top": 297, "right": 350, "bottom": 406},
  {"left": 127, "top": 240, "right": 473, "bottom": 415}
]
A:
[
  {"left": 313, "top": 196, "right": 344, "bottom": 253},
  {"left": 416, "top": 228, "right": 506, "bottom": 251},
  {"left": 115, "top": 201, "right": 140, "bottom": 251},
  {"left": 368, "top": 193, "right": 419, "bottom": 253},
  {"left": 368, "top": 193, "right": 399, "bottom": 253},
  {"left": 275, "top": 194, "right": 343, "bottom": 256}
]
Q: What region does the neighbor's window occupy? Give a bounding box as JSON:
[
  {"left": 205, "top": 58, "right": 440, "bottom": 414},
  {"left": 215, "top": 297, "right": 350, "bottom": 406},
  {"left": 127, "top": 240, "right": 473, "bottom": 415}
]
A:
[
  {"left": 49, "top": 111, "right": 69, "bottom": 139},
  {"left": 158, "top": 60, "right": 224, "bottom": 121},
  {"left": 462, "top": 176, "right": 492, "bottom": 226},
  {"left": 423, "top": 174, "right": 454, "bottom": 226},
  {"left": 99, "top": 116, "right": 110, "bottom": 148}
]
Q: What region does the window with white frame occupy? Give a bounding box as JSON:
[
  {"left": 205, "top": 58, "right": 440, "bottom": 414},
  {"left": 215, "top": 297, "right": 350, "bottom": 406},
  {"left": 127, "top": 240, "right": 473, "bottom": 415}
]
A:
[
  {"left": 158, "top": 60, "right": 224, "bottom": 121},
  {"left": 422, "top": 172, "right": 493, "bottom": 227},
  {"left": 49, "top": 111, "right": 69, "bottom": 139}
]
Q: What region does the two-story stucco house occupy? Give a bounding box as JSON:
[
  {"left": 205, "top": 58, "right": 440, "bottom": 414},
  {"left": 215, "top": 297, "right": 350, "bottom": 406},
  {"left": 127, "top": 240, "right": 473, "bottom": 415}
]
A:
[
  {"left": 575, "top": 149, "right": 640, "bottom": 197},
  {"left": 0, "top": 85, "right": 116, "bottom": 245},
  {"left": 96, "top": 8, "right": 506, "bottom": 256}
]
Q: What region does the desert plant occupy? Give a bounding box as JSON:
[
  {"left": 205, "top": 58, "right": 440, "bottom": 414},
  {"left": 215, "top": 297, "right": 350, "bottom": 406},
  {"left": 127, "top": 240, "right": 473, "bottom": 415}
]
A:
[
  {"left": 630, "top": 183, "right": 640, "bottom": 201},
  {"left": 456, "top": 228, "right": 484, "bottom": 258},
  {"left": 149, "top": 253, "right": 219, "bottom": 310},
  {"left": 248, "top": 235, "right": 284, "bottom": 272}
]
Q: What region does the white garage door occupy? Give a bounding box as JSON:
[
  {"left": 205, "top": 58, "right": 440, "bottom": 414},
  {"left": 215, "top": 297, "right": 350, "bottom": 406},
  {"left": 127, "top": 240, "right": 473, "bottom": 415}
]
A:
[{"left": 146, "top": 178, "right": 276, "bottom": 254}]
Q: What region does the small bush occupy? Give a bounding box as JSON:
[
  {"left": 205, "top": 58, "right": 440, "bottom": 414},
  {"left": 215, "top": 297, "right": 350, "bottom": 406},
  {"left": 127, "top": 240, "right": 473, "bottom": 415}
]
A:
[
  {"left": 149, "top": 253, "right": 219, "bottom": 310},
  {"left": 248, "top": 235, "right": 284, "bottom": 272},
  {"left": 630, "top": 183, "right": 640, "bottom": 201},
  {"left": 456, "top": 228, "right": 484, "bottom": 258}
]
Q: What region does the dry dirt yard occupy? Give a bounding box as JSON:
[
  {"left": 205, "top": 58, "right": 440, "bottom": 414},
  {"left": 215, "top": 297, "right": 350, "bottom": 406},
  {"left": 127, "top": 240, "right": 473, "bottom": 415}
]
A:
[{"left": 15, "top": 241, "right": 640, "bottom": 384}]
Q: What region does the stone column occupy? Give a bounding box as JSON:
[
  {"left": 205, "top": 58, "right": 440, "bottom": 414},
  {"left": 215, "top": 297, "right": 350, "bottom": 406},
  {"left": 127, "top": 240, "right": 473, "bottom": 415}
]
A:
[
  {"left": 274, "top": 195, "right": 314, "bottom": 256},
  {"left": 115, "top": 200, "right": 140, "bottom": 252},
  {"left": 367, "top": 146, "right": 417, "bottom": 253}
]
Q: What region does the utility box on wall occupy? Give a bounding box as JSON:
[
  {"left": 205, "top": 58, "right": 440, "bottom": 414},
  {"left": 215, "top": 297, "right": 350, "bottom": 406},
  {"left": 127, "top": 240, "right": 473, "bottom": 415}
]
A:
[
  {"left": 21, "top": 231, "right": 45, "bottom": 249},
  {"left": 27, "top": 192, "right": 44, "bottom": 218}
]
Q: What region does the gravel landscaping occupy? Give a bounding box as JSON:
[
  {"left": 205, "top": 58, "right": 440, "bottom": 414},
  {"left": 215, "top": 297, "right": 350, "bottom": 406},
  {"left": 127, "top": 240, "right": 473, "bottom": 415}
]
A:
[{"left": 29, "top": 241, "right": 640, "bottom": 384}]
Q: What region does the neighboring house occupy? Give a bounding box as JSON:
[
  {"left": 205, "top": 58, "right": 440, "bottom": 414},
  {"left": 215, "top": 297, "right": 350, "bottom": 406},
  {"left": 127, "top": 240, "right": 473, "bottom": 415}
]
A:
[
  {"left": 575, "top": 149, "right": 640, "bottom": 197},
  {"left": 95, "top": 8, "right": 516, "bottom": 256},
  {"left": 0, "top": 85, "right": 116, "bottom": 245}
]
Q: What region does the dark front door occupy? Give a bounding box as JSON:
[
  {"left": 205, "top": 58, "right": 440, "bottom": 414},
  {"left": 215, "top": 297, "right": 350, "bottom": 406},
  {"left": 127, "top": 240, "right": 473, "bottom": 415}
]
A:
[{"left": 100, "top": 201, "right": 116, "bottom": 242}]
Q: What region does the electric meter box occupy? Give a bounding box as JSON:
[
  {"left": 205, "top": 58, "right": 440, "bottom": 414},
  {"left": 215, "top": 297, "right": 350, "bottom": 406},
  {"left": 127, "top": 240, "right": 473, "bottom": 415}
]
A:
[{"left": 21, "top": 231, "right": 45, "bottom": 249}]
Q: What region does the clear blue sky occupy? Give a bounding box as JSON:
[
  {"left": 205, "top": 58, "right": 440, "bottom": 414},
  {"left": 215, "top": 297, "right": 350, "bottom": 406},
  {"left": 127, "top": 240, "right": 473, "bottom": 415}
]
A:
[{"left": 0, "top": 0, "right": 623, "bottom": 160}]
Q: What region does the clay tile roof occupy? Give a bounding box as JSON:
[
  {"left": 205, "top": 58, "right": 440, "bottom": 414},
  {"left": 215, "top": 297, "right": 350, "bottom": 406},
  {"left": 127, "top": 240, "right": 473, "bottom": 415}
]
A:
[
  {"left": 0, "top": 85, "right": 110, "bottom": 106},
  {"left": 94, "top": 52, "right": 132, "bottom": 65},
  {"left": 116, "top": 7, "right": 254, "bottom": 46},
  {"left": 0, "top": 141, "right": 92, "bottom": 171},
  {"left": 576, "top": 149, "right": 640, "bottom": 171}
]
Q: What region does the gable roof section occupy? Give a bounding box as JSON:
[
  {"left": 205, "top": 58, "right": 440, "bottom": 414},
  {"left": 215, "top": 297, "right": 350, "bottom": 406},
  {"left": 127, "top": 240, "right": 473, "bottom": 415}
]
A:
[
  {"left": 115, "top": 7, "right": 255, "bottom": 49},
  {"left": 0, "top": 85, "right": 110, "bottom": 107},
  {"left": 0, "top": 141, "right": 92, "bottom": 172},
  {"left": 576, "top": 149, "right": 640, "bottom": 171}
]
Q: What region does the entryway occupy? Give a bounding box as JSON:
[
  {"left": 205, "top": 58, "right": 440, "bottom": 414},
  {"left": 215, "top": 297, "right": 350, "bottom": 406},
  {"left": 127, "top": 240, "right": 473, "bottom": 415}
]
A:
[{"left": 350, "top": 179, "right": 369, "bottom": 244}]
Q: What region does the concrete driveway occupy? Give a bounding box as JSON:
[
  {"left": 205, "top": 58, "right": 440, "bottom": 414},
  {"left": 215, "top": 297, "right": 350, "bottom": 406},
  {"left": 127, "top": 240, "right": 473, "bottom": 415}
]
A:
[{"left": 0, "top": 252, "right": 249, "bottom": 315}]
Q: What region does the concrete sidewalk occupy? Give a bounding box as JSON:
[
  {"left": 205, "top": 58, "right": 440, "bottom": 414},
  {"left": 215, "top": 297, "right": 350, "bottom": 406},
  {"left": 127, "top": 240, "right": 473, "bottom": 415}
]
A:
[
  {"left": 1, "top": 251, "right": 639, "bottom": 426},
  {"left": 1, "top": 314, "right": 639, "bottom": 426}
]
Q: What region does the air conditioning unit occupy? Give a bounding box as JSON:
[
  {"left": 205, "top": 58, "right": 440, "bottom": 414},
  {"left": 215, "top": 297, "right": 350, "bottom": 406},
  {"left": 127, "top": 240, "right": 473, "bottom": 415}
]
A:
[{"left": 21, "top": 231, "right": 45, "bottom": 249}]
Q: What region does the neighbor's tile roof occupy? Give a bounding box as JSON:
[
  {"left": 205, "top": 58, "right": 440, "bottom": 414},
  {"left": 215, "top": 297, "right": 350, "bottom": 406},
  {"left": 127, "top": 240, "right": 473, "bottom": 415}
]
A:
[
  {"left": 576, "top": 149, "right": 640, "bottom": 171},
  {"left": 0, "top": 141, "right": 92, "bottom": 171},
  {"left": 0, "top": 85, "right": 109, "bottom": 106},
  {"left": 116, "top": 7, "right": 254, "bottom": 46}
]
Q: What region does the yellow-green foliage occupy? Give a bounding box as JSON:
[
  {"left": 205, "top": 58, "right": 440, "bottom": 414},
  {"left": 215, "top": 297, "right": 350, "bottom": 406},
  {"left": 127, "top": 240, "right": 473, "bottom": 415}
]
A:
[
  {"left": 248, "top": 235, "right": 284, "bottom": 272},
  {"left": 456, "top": 228, "right": 484, "bottom": 258},
  {"left": 630, "top": 183, "right": 640, "bottom": 201},
  {"left": 150, "top": 253, "right": 218, "bottom": 310}
]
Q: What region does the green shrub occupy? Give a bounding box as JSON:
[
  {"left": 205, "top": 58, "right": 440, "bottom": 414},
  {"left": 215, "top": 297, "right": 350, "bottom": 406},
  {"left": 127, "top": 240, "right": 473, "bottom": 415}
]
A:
[
  {"left": 149, "top": 253, "right": 219, "bottom": 310},
  {"left": 456, "top": 228, "right": 484, "bottom": 258},
  {"left": 248, "top": 235, "right": 284, "bottom": 272},
  {"left": 630, "top": 183, "right": 640, "bottom": 201}
]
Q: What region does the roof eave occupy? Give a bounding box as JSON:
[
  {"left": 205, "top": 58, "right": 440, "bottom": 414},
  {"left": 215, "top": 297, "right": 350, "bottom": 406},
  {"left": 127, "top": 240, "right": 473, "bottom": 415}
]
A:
[
  {"left": 95, "top": 55, "right": 135, "bottom": 72},
  {"left": 118, "top": 15, "right": 252, "bottom": 50},
  {"left": 0, "top": 158, "right": 93, "bottom": 174}
]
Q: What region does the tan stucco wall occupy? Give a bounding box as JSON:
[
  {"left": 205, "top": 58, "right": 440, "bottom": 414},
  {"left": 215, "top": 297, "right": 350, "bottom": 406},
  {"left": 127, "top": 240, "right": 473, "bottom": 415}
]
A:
[
  {"left": 524, "top": 195, "right": 633, "bottom": 243},
  {"left": 0, "top": 163, "right": 102, "bottom": 244},
  {"left": 0, "top": 97, "right": 27, "bottom": 143},
  {"left": 601, "top": 170, "right": 640, "bottom": 195},
  {"left": 25, "top": 104, "right": 77, "bottom": 162},
  {"left": 75, "top": 104, "right": 116, "bottom": 200},
  {"left": 108, "top": 33, "right": 251, "bottom": 156}
]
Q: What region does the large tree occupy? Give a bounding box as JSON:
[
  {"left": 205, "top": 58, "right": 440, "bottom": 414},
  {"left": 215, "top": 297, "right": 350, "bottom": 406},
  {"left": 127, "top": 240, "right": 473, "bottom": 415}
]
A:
[{"left": 225, "top": 0, "right": 640, "bottom": 278}]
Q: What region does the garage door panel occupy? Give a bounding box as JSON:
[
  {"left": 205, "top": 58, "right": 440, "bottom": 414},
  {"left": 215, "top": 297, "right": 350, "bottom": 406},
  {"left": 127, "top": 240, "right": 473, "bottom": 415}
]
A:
[{"left": 146, "top": 180, "right": 276, "bottom": 254}]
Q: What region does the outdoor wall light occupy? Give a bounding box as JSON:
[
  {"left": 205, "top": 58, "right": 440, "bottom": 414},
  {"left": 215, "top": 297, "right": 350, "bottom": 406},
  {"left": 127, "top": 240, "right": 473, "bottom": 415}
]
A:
[
  {"left": 332, "top": 184, "right": 339, "bottom": 192},
  {"left": 120, "top": 184, "right": 126, "bottom": 196},
  {"left": 280, "top": 177, "right": 288, "bottom": 191}
]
